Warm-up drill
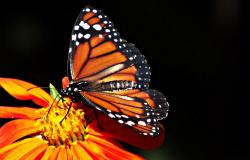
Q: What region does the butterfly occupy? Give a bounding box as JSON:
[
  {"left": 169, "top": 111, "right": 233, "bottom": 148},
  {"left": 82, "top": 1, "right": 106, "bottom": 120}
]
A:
[{"left": 61, "top": 6, "right": 169, "bottom": 136}]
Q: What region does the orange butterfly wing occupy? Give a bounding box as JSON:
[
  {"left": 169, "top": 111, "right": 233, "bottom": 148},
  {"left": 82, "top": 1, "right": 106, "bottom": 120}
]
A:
[
  {"left": 68, "top": 7, "right": 150, "bottom": 87},
  {"left": 82, "top": 89, "right": 168, "bottom": 135}
]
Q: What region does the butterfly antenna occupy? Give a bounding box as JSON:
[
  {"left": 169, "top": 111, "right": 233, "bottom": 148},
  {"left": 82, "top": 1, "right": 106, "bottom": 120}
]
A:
[{"left": 60, "top": 101, "right": 73, "bottom": 124}]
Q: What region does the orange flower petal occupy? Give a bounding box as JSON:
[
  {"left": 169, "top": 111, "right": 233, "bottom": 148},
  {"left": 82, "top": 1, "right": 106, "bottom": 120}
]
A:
[
  {"left": 0, "top": 138, "right": 34, "bottom": 159},
  {"left": 0, "top": 137, "right": 46, "bottom": 160},
  {"left": 19, "top": 142, "right": 47, "bottom": 160},
  {"left": 41, "top": 146, "right": 55, "bottom": 160},
  {"left": 71, "top": 143, "right": 96, "bottom": 160},
  {"left": 66, "top": 147, "right": 73, "bottom": 160},
  {"left": 57, "top": 147, "right": 68, "bottom": 160},
  {"left": 81, "top": 140, "right": 110, "bottom": 160},
  {"left": 90, "top": 112, "right": 165, "bottom": 150},
  {"left": 48, "top": 146, "right": 60, "bottom": 160},
  {"left": 0, "top": 119, "right": 39, "bottom": 148},
  {"left": 0, "top": 106, "right": 40, "bottom": 119},
  {"left": 0, "top": 78, "right": 53, "bottom": 107},
  {"left": 84, "top": 136, "right": 144, "bottom": 160}
]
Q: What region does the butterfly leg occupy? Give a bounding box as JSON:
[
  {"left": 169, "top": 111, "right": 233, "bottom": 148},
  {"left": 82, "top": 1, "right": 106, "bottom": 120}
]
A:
[
  {"left": 60, "top": 101, "right": 73, "bottom": 124},
  {"left": 45, "top": 93, "right": 61, "bottom": 121},
  {"left": 55, "top": 96, "right": 65, "bottom": 109},
  {"left": 46, "top": 94, "right": 65, "bottom": 122}
]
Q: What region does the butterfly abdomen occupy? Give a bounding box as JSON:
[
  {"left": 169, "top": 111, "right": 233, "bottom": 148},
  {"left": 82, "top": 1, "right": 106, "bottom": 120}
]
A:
[{"left": 93, "top": 80, "right": 138, "bottom": 91}]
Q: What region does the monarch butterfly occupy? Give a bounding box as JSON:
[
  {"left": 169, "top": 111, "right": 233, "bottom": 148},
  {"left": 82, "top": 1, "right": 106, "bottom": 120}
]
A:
[{"left": 61, "top": 6, "right": 169, "bottom": 136}]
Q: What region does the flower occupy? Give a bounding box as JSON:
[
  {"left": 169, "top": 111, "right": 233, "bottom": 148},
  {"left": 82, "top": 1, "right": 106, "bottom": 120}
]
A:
[{"left": 0, "top": 78, "right": 144, "bottom": 160}]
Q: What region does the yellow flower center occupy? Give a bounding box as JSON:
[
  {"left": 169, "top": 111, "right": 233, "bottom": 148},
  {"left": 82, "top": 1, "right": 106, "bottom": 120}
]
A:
[{"left": 35, "top": 101, "right": 87, "bottom": 146}]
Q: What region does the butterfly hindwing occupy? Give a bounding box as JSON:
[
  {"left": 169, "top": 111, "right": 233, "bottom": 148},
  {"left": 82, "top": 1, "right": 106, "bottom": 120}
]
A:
[{"left": 80, "top": 88, "right": 168, "bottom": 136}]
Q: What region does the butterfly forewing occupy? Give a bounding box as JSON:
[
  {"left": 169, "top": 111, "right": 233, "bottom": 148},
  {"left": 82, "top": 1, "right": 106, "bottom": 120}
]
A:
[
  {"left": 67, "top": 6, "right": 168, "bottom": 136},
  {"left": 68, "top": 7, "right": 150, "bottom": 87}
]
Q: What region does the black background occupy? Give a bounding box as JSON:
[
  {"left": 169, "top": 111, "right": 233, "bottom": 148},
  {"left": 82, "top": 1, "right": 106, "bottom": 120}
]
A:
[{"left": 0, "top": 0, "right": 248, "bottom": 159}]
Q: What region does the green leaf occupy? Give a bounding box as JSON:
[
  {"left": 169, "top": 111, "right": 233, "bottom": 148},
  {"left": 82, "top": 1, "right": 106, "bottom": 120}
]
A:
[{"left": 49, "top": 83, "right": 61, "bottom": 100}]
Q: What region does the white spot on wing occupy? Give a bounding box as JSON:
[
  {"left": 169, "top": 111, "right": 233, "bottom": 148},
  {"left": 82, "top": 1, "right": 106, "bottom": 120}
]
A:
[
  {"left": 74, "top": 25, "right": 79, "bottom": 30},
  {"left": 79, "top": 21, "right": 90, "bottom": 30},
  {"left": 138, "top": 121, "right": 146, "bottom": 126},
  {"left": 78, "top": 33, "right": 83, "bottom": 39},
  {"left": 86, "top": 8, "right": 90, "bottom": 12},
  {"left": 121, "top": 115, "right": 128, "bottom": 118},
  {"left": 84, "top": 34, "right": 91, "bottom": 39},
  {"left": 99, "top": 34, "right": 104, "bottom": 38},
  {"left": 72, "top": 34, "right": 76, "bottom": 41},
  {"left": 115, "top": 114, "right": 121, "bottom": 118},
  {"left": 126, "top": 121, "right": 135, "bottom": 126},
  {"left": 93, "top": 24, "right": 102, "bottom": 31},
  {"left": 118, "top": 120, "right": 124, "bottom": 124},
  {"left": 108, "top": 113, "right": 115, "bottom": 118}
]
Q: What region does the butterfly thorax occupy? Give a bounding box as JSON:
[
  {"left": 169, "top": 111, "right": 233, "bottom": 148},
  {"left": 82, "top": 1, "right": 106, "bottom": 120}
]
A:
[{"left": 61, "top": 81, "right": 88, "bottom": 103}]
